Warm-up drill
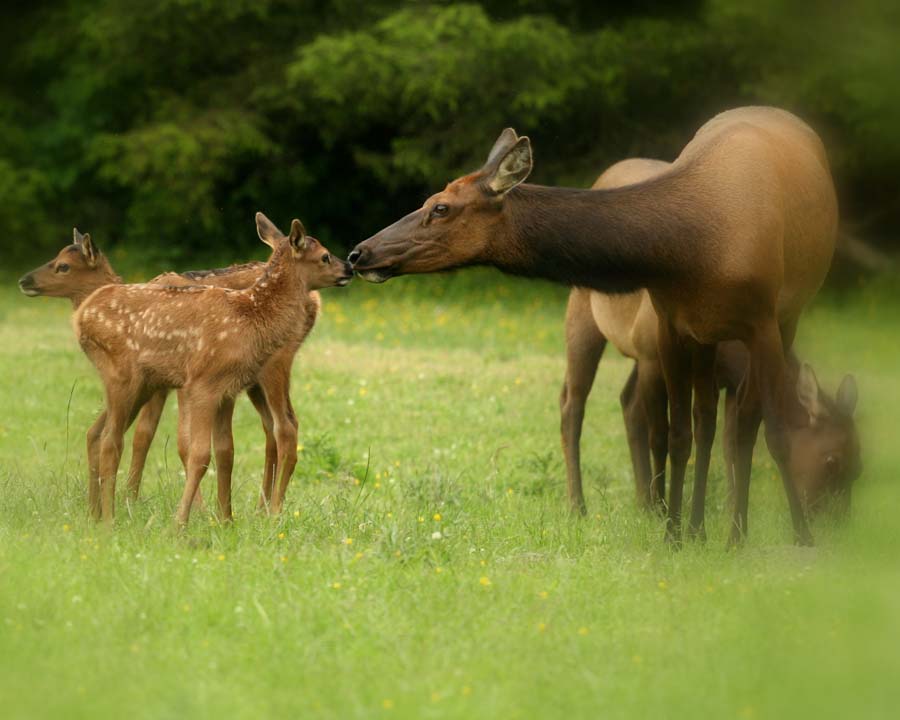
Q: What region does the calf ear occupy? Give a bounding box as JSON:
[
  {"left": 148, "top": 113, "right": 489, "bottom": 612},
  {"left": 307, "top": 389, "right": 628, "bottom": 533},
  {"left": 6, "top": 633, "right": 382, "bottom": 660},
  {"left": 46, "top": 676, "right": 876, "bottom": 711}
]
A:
[
  {"left": 796, "top": 363, "right": 823, "bottom": 424},
  {"left": 288, "top": 219, "right": 308, "bottom": 253},
  {"left": 836, "top": 374, "right": 858, "bottom": 416},
  {"left": 485, "top": 135, "right": 533, "bottom": 195},
  {"left": 74, "top": 228, "right": 98, "bottom": 267},
  {"left": 255, "top": 212, "right": 284, "bottom": 248}
]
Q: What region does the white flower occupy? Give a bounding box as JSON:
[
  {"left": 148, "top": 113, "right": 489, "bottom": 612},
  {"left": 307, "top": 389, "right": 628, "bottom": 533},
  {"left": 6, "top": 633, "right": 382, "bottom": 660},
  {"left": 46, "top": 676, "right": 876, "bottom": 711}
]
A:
[{"left": 431, "top": 531, "right": 443, "bottom": 540}]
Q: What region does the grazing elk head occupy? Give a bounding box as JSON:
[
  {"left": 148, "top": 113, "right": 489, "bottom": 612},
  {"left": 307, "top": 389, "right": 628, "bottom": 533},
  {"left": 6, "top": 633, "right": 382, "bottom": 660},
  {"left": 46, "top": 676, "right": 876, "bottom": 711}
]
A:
[
  {"left": 254, "top": 213, "right": 353, "bottom": 290},
  {"left": 349, "top": 128, "right": 532, "bottom": 282},
  {"left": 18, "top": 229, "right": 119, "bottom": 304},
  {"left": 791, "top": 365, "right": 861, "bottom": 518}
]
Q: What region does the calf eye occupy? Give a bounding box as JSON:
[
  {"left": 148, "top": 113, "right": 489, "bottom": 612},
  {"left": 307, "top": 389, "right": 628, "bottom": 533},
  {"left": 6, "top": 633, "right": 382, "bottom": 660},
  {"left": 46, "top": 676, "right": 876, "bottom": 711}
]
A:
[
  {"left": 431, "top": 203, "right": 449, "bottom": 217},
  {"left": 56, "top": 263, "right": 70, "bottom": 273},
  {"left": 322, "top": 254, "right": 331, "bottom": 264}
]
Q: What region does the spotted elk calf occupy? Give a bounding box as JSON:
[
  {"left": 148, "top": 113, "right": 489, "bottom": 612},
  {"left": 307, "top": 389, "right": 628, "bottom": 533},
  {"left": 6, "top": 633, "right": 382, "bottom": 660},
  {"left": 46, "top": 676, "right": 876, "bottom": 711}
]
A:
[
  {"left": 19, "top": 225, "right": 321, "bottom": 515},
  {"left": 71, "top": 216, "right": 351, "bottom": 525}
]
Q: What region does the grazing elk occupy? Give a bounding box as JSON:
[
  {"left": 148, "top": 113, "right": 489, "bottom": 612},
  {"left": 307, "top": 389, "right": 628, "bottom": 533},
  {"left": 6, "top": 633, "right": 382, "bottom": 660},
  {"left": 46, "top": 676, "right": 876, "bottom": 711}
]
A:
[
  {"left": 19, "top": 225, "right": 322, "bottom": 516},
  {"left": 562, "top": 158, "right": 860, "bottom": 535},
  {"left": 350, "top": 107, "right": 839, "bottom": 545},
  {"left": 69, "top": 216, "right": 350, "bottom": 524}
]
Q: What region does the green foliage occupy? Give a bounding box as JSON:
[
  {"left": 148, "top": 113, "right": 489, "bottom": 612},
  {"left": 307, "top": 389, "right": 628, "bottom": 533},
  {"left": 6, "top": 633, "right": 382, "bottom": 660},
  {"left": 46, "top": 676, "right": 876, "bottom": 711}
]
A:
[{"left": 0, "top": 1, "right": 896, "bottom": 268}]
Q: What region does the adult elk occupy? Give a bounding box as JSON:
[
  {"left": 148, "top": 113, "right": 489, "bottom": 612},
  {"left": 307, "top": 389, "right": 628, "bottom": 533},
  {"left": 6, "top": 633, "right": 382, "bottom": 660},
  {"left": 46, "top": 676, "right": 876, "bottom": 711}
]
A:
[
  {"left": 563, "top": 158, "right": 860, "bottom": 532},
  {"left": 350, "top": 107, "right": 839, "bottom": 545},
  {"left": 63, "top": 216, "right": 349, "bottom": 524},
  {"left": 19, "top": 224, "right": 322, "bottom": 515}
]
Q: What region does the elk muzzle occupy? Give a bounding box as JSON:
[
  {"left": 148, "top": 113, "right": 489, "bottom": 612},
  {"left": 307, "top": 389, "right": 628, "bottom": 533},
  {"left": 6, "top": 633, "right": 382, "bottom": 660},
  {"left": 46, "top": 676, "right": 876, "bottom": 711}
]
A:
[{"left": 347, "top": 243, "right": 394, "bottom": 284}]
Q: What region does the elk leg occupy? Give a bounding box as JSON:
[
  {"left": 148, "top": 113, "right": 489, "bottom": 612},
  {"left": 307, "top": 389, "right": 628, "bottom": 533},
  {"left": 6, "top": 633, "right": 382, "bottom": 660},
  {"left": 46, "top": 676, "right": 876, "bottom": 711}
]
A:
[
  {"left": 754, "top": 321, "right": 813, "bottom": 545},
  {"left": 722, "top": 386, "right": 739, "bottom": 512},
  {"left": 657, "top": 320, "right": 693, "bottom": 546},
  {"left": 640, "top": 362, "right": 668, "bottom": 512},
  {"left": 620, "top": 363, "right": 653, "bottom": 509},
  {"left": 559, "top": 289, "right": 607, "bottom": 515},
  {"left": 175, "top": 395, "right": 215, "bottom": 527},
  {"left": 212, "top": 397, "right": 236, "bottom": 522},
  {"left": 126, "top": 390, "right": 168, "bottom": 500},
  {"left": 86, "top": 410, "right": 107, "bottom": 520},
  {"left": 687, "top": 344, "right": 718, "bottom": 541},
  {"left": 728, "top": 361, "right": 762, "bottom": 547},
  {"left": 247, "top": 384, "right": 277, "bottom": 511}
]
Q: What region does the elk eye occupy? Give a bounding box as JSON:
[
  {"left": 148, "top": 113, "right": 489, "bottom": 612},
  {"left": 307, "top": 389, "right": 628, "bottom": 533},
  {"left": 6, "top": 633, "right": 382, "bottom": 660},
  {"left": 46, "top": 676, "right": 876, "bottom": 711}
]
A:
[
  {"left": 56, "top": 263, "right": 70, "bottom": 273},
  {"left": 322, "top": 254, "right": 331, "bottom": 264},
  {"left": 431, "top": 203, "right": 449, "bottom": 217}
]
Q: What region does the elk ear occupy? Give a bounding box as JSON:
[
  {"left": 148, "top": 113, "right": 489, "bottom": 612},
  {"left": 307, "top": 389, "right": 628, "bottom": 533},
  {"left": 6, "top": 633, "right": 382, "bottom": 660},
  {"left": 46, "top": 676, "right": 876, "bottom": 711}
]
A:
[
  {"left": 485, "top": 128, "right": 520, "bottom": 167},
  {"left": 485, "top": 136, "right": 532, "bottom": 195},
  {"left": 288, "top": 219, "right": 308, "bottom": 253},
  {"left": 74, "top": 228, "right": 98, "bottom": 267},
  {"left": 836, "top": 374, "right": 858, "bottom": 417},
  {"left": 796, "top": 363, "right": 823, "bottom": 424},
  {"left": 255, "top": 212, "right": 284, "bottom": 248}
]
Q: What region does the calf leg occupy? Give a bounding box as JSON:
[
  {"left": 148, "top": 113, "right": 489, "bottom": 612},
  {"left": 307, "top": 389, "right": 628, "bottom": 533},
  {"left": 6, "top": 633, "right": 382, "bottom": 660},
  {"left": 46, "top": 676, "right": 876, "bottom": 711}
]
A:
[
  {"left": 86, "top": 410, "right": 107, "bottom": 519},
  {"left": 687, "top": 345, "right": 718, "bottom": 540},
  {"left": 560, "top": 289, "right": 607, "bottom": 515},
  {"left": 268, "top": 387, "right": 299, "bottom": 516},
  {"left": 98, "top": 384, "right": 144, "bottom": 523},
  {"left": 640, "top": 363, "right": 668, "bottom": 512},
  {"left": 657, "top": 320, "right": 693, "bottom": 545},
  {"left": 175, "top": 394, "right": 215, "bottom": 527},
  {"left": 621, "top": 363, "right": 653, "bottom": 508},
  {"left": 247, "top": 384, "right": 277, "bottom": 511},
  {"left": 212, "top": 398, "right": 236, "bottom": 521},
  {"left": 126, "top": 390, "right": 168, "bottom": 500},
  {"left": 176, "top": 389, "right": 204, "bottom": 510}
]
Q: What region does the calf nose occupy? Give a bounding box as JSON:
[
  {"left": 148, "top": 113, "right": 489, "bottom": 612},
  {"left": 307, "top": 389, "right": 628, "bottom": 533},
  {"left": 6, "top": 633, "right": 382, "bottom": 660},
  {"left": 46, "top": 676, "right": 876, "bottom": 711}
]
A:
[
  {"left": 18, "top": 274, "right": 34, "bottom": 289},
  {"left": 348, "top": 248, "right": 363, "bottom": 266}
]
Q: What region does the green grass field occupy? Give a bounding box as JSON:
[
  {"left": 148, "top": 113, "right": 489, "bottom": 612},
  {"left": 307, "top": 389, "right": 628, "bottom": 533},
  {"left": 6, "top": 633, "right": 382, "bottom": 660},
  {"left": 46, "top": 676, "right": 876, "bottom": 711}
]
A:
[{"left": 1, "top": 268, "right": 898, "bottom": 719}]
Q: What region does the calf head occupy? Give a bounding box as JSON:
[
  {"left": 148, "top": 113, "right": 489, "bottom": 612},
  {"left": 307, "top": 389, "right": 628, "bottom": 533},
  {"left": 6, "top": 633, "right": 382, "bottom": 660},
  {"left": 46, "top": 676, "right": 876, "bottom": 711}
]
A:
[
  {"left": 255, "top": 213, "right": 352, "bottom": 290},
  {"left": 792, "top": 365, "right": 861, "bottom": 517},
  {"left": 18, "top": 229, "right": 117, "bottom": 304}
]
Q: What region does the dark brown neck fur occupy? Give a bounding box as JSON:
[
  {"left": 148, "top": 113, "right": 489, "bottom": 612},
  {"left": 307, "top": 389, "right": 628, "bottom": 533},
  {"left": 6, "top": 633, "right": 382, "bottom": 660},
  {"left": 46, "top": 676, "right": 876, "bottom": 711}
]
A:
[{"left": 492, "top": 171, "right": 706, "bottom": 292}]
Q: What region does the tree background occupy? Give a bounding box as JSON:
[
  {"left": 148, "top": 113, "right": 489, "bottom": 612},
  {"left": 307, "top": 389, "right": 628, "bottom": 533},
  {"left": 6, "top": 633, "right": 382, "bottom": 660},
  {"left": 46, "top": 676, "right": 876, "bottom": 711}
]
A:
[{"left": 2, "top": 0, "right": 897, "bottom": 271}]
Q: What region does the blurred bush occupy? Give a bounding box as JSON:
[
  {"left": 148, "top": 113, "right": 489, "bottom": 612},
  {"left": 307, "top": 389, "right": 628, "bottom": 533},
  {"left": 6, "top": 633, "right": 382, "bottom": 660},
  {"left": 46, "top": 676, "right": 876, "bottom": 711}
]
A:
[{"left": 1, "top": 0, "right": 896, "bottom": 268}]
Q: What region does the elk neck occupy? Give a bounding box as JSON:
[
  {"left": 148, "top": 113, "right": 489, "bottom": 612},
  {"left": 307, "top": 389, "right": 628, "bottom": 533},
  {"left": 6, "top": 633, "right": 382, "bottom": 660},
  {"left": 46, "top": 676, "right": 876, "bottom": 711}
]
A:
[{"left": 492, "top": 170, "right": 707, "bottom": 293}]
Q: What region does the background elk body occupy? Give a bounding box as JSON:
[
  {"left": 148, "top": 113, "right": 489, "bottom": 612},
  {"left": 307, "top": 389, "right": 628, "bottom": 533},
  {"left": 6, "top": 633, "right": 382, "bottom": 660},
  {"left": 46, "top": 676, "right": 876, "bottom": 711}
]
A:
[
  {"left": 63, "top": 217, "right": 350, "bottom": 524},
  {"left": 19, "top": 227, "right": 322, "bottom": 515},
  {"left": 350, "top": 106, "right": 839, "bottom": 545},
  {"left": 563, "top": 157, "right": 860, "bottom": 526}
]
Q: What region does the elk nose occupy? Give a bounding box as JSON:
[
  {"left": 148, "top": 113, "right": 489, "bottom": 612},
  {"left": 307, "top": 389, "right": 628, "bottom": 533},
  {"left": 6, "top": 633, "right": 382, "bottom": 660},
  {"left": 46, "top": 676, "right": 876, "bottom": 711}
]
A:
[
  {"left": 18, "top": 274, "right": 34, "bottom": 290},
  {"left": 347, "top": 248, "right": 364, "bottom": 266}
]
